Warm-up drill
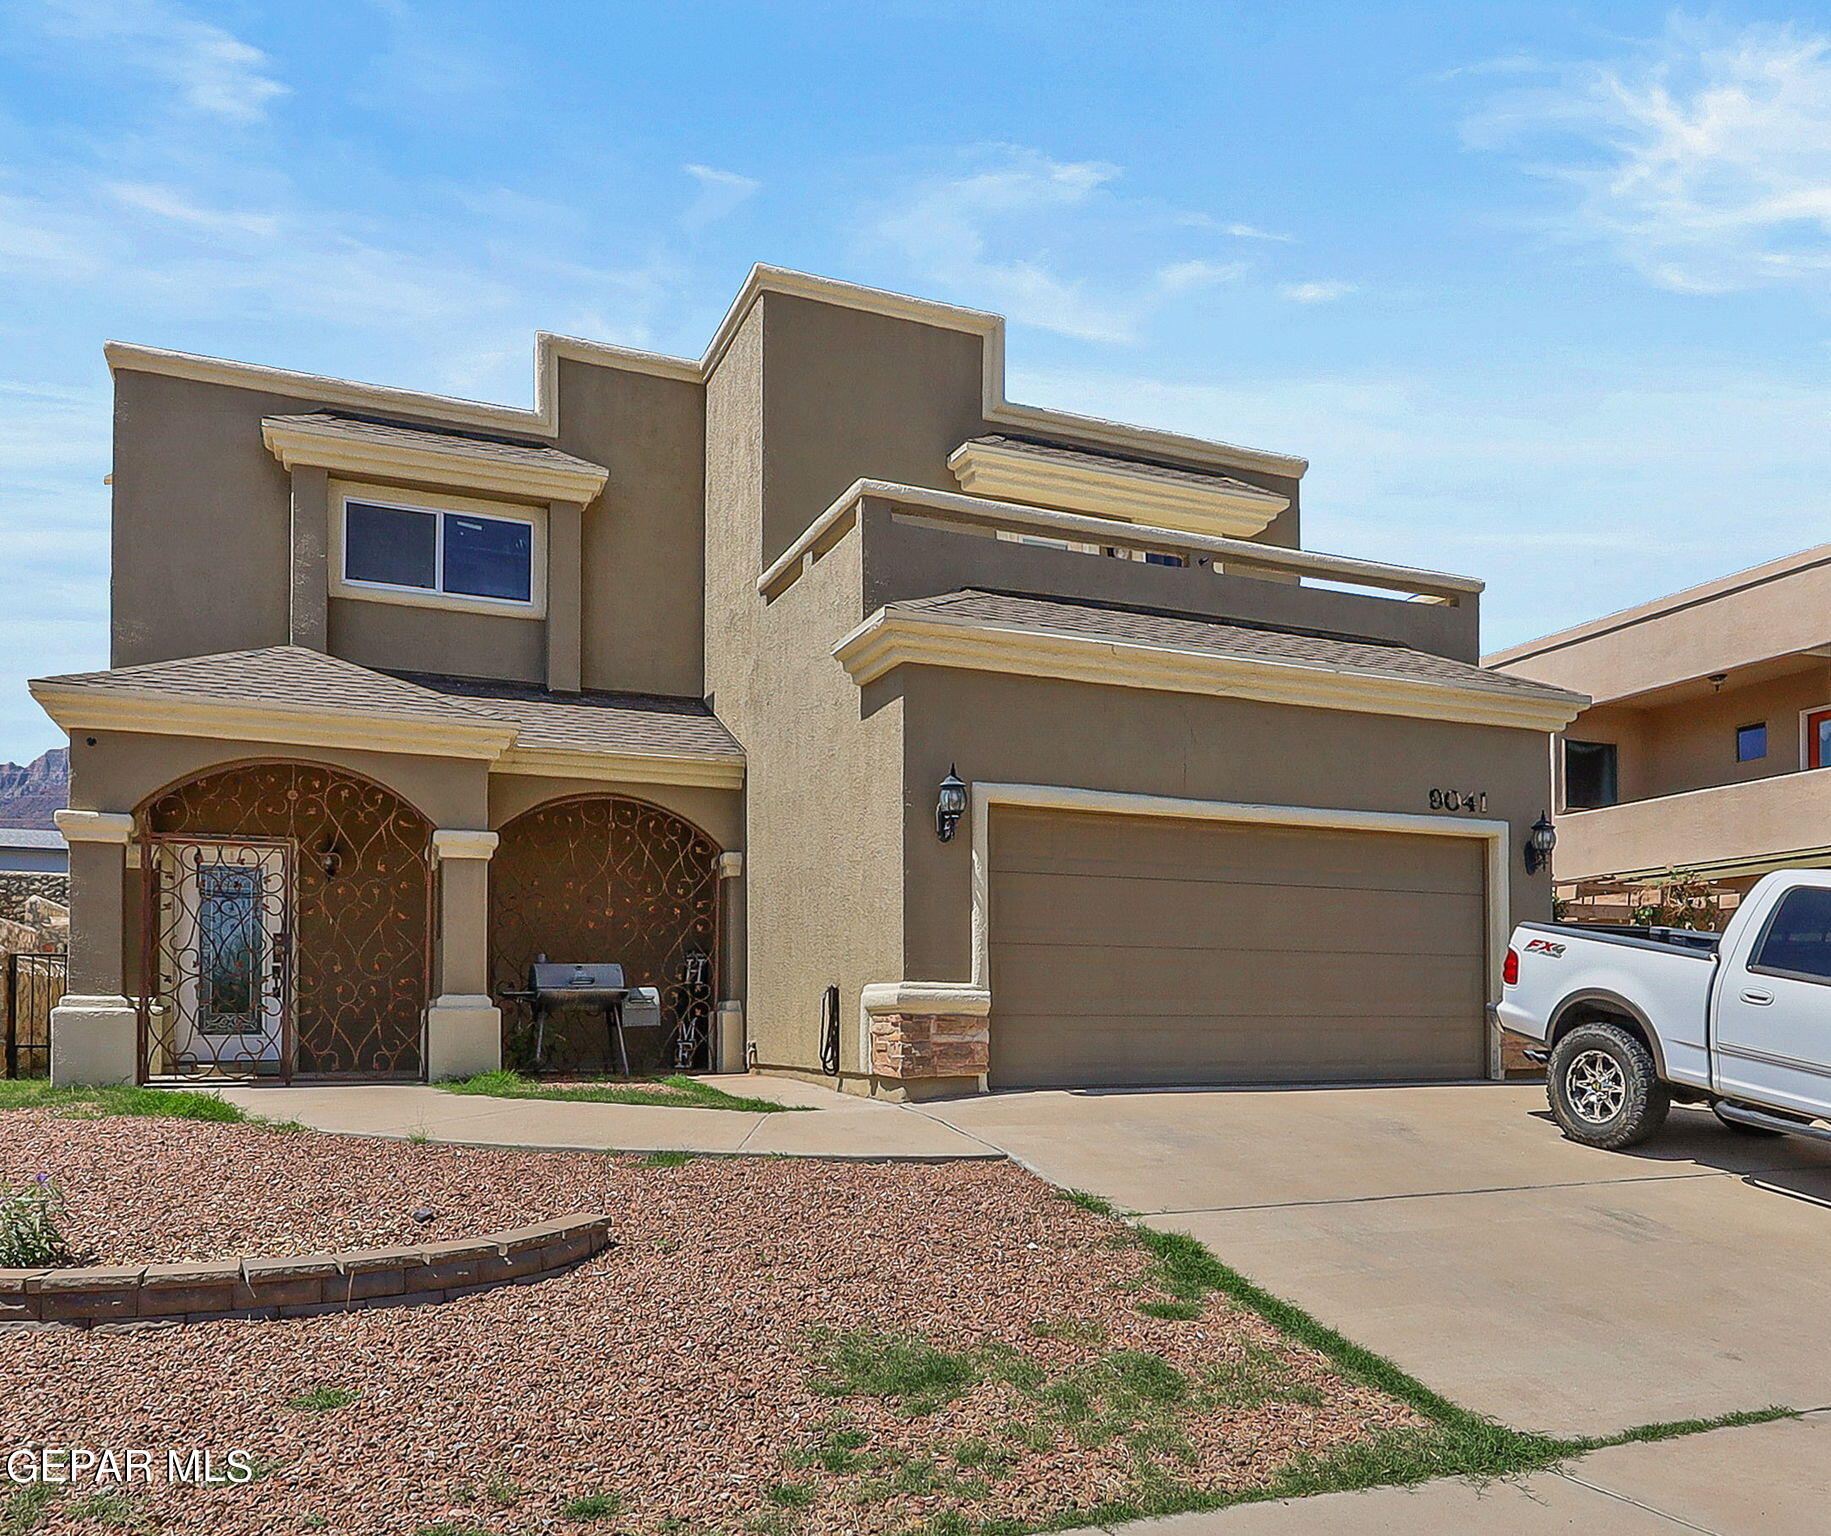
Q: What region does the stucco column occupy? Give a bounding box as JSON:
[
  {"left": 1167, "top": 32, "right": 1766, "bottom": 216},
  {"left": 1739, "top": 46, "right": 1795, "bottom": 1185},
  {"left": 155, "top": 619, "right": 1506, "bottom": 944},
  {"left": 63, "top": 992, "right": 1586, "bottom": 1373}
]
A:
[
  {"left": 715, "top": 850, "right": 746, "bottom": 1072},
  {"left": 49, "top": 810, "right": 138, "bottom": 1086},
  {"left": 426, "top": 829, "right": 502, "bottom": 1080},
  {"left": 545, "top": 499, "right": 584, "bottom": 695},
  {"left": 289, "top": 465, "right": 330, "bottom": 650}
]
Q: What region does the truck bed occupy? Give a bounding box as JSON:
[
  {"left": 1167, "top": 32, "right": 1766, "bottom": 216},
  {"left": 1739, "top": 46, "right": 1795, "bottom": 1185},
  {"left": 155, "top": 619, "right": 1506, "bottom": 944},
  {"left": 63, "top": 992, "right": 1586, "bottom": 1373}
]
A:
[{"left": 1517, "top": 921, "right": 1721, "bottom": 956}]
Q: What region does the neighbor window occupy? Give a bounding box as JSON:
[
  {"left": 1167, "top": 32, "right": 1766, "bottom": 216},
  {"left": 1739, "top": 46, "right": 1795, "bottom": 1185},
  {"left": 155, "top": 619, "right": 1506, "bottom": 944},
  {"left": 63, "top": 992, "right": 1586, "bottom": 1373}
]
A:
[
  {"left": 1736, "top": 722, "right": 1768, "bottom": 762},
  {"left": 1562, "top": 739, "right": 1618, "bottom": 810},
  {"left": 341, "top": 497, "right": 534, "bottom": 606}
]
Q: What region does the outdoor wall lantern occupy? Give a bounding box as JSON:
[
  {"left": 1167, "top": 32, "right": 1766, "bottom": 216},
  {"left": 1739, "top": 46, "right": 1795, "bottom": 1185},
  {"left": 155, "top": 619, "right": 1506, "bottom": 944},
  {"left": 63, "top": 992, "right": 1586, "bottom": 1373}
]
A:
[
  {"left": 1523, "top": 813, "right": 1557, "bottom": 876},
  {"left": 935, "top": 767, "right": 968, "bottom": 843},
  {"left": 318, "top": 838, "right": 344, "bottom": 880}
]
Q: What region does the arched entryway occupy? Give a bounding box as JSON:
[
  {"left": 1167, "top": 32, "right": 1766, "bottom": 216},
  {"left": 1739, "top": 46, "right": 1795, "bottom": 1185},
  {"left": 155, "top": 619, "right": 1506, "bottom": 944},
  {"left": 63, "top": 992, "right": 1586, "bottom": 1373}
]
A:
[
  {"left": 489, "top": 795, "right": 720, "bottom": 1074},
  {"left": 139, "top": 761, "right": 434, "bottom": 1082}
]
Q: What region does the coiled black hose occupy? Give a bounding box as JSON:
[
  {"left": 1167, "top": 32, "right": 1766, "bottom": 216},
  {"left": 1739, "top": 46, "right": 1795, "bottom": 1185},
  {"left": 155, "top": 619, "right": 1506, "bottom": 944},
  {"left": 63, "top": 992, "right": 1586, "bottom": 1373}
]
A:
[{"left": 819, "top": 985, "right": 841, "bottom": 1076}]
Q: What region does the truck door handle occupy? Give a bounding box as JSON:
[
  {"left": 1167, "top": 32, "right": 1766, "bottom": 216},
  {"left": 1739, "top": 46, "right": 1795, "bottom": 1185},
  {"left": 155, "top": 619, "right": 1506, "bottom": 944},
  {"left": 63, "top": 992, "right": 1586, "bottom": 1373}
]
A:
[{"left": 1740, "top": 988, "right": 1775, "bottom": 1006}]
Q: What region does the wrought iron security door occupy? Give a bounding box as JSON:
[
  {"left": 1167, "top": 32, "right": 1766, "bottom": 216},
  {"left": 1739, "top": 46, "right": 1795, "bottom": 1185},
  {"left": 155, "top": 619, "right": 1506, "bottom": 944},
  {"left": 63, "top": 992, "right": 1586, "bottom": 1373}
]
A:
[{"left": 141, "top": 838, "right": 293, "bottom": 1082}]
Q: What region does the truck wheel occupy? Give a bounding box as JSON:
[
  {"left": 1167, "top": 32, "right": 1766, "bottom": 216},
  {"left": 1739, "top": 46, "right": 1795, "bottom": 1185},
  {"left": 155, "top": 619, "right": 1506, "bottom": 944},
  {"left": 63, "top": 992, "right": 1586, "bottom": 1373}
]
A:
[{"left": 1547, "top": 1022, "right": 1670, "bottom": 1149}]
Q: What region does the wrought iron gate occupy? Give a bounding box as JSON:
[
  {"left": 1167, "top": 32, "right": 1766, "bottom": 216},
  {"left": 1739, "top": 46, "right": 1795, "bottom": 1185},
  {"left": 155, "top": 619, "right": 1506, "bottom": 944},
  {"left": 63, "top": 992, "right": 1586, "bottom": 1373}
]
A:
[
  {"left": 140, "top": 837, "right": 294, "bottom": 1082},
  {"left": 3, "top": 950, "right": 65, "bottom": 1079}
]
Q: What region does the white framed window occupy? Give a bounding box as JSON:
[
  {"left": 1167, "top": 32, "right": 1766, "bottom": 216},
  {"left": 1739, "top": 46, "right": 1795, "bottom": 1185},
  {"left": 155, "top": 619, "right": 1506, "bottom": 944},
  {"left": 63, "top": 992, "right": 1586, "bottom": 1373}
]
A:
[{"left": 328, "top": 481, "right": 547, "bottom": 618}]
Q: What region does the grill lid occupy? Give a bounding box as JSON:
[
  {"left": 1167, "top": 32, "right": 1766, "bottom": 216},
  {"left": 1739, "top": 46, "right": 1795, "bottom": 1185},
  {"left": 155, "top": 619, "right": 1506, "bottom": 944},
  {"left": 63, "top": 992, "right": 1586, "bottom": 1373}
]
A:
[{"left": 528, "top": 961, "right": 626, "bottom": 992}]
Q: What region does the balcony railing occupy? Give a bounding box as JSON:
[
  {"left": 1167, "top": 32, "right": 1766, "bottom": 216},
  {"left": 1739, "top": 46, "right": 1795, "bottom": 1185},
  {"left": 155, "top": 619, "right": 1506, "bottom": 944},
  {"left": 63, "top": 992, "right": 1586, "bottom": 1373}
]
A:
[
  {"left": 1557, "top": 767, "right": 1831, "bottom": 882},
  {"left": 759, "top": 479, "right": 1484, "bottom": 605}
]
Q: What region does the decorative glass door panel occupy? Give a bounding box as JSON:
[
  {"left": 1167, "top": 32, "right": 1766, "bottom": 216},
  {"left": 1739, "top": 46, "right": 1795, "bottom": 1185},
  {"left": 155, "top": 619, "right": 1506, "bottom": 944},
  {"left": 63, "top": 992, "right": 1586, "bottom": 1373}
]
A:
[{"left": 143, "top": 840, "right": 291, "bottom": 1080}]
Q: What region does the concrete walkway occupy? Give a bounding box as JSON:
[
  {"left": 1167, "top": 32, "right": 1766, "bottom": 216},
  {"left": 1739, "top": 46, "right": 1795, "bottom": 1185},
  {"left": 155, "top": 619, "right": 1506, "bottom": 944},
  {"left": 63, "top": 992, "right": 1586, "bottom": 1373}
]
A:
[
  {"left": 1073, "top": 1410, "right": 1829, "bottom": 1535},
  {"left": 211, "top": 1074, "right": 1000, "bottom": 1160}
]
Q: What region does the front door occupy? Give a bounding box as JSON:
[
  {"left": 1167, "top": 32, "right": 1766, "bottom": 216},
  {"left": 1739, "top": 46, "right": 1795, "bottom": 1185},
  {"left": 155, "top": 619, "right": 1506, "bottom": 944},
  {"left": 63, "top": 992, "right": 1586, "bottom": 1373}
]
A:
[
  {"left": 159, "top": 842, "right": 291, "bottom": 1078},
  {"left": 1712, "top": 881, "right": 1831, "bottom": 1119}
]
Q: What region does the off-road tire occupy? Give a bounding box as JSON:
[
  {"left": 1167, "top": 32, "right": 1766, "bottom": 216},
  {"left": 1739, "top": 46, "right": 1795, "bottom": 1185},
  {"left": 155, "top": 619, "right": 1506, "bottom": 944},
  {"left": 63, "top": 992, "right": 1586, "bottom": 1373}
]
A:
[{"left": 1548, "top": 1022, "right": 1670, "bottom": 1149}]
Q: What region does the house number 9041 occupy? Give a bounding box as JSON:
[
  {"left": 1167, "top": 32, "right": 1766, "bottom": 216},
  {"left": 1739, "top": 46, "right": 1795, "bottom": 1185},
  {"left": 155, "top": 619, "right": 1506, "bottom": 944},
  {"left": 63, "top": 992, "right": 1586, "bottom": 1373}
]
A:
[{"left": 1429, "top": 789, "right": 1488, "bottom": 813}]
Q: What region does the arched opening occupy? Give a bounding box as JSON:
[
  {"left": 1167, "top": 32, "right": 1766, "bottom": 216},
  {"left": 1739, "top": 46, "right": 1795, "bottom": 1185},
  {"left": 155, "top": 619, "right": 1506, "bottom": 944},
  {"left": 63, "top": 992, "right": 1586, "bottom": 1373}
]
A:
[
  {"left": 489, "top": 794, "right": 720, "bottom": 1075},
  {"left": 138, "top": 760, "right": 434, "bottom": 1082}
]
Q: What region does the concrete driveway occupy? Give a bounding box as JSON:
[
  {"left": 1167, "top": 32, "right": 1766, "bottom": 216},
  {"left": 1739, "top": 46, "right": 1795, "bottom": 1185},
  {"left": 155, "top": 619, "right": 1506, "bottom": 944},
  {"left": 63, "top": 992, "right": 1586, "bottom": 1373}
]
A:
[{"left": 920, "top": 1083, "right": 1831, "bottom": 1439}]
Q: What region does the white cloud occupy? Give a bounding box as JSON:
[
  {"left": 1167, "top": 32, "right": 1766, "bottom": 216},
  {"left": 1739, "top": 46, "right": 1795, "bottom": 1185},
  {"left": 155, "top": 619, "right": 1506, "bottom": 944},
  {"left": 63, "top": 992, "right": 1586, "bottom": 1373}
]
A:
[
  {"left": 1465, "top": 17, "right": 1831, "bottom": 296},
  {"left": 863, "top": 145, "right": 1255, "bottom": 343},
  {"left": 1222, "top": 222, "right": 1295, "bottom": 242},
  {"left": 106, "top": 183, "right": 282, "bottom": 239},
  {"left": 37, "top": 0, "right": 287, "bottom": 122},
  {"left": 1280, "top": 280, "right": 1357, "bottom": 303},
  {"left": 683, "top": 164, "right": 760, "bottom": 228}
]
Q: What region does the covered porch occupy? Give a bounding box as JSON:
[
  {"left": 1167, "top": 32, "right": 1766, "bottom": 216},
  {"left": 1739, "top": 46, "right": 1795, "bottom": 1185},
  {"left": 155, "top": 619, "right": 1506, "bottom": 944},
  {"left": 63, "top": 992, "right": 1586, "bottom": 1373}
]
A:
[{"left": 30, "top": 646, "right": 745, "bottom": 1087}]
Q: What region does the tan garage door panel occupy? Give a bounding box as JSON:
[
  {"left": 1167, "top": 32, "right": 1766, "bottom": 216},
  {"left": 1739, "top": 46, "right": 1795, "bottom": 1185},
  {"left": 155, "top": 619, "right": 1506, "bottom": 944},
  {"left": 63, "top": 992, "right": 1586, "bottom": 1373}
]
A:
[{"left": 988, "top": 807, "right": 1488, "bottom": 1089}]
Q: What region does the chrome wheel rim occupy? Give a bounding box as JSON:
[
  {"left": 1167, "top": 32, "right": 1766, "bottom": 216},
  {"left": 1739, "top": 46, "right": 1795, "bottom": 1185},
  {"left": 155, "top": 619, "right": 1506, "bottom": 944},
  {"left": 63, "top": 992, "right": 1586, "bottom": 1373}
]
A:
[{"left": 1566, "top": 1049, "right": 1627, "bottom": 1124}]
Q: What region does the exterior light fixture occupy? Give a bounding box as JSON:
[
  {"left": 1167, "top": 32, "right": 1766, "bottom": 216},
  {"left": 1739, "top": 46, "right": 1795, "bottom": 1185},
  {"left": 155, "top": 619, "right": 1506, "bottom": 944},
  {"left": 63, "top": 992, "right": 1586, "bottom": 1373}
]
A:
[
  {"left": 1709, "top": 672, "right": 1728, "bottom": 692},
  {"left": 935, "top": 766, "right": 968, "bottom": 843},
  {"left": 1523, "top": 813, "right": 1557, "bottom": 876},
  {"left": 318, "top": 838, "right": 343, "bottom": 880}
]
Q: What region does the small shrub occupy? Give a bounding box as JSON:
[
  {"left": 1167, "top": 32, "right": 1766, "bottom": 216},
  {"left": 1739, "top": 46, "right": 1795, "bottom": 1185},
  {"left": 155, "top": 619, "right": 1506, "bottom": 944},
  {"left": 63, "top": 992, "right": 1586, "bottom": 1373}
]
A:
[{"left": 0, "top": 1176, "right": 70, "bottom": 1268}]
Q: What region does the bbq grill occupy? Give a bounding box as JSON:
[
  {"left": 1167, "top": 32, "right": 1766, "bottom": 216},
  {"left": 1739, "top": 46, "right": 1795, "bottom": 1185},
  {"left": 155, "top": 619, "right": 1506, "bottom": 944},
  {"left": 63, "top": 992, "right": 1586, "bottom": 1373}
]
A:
[{"left": 501, "top": 959, "right": 638, "bottom": 1075}]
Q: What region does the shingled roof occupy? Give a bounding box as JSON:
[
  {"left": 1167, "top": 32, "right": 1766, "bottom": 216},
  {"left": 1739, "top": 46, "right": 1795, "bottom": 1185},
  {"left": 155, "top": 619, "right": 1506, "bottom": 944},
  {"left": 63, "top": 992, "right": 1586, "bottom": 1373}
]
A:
[{"left": 882, "top": 590, "right": 1586, "bottom": 704}]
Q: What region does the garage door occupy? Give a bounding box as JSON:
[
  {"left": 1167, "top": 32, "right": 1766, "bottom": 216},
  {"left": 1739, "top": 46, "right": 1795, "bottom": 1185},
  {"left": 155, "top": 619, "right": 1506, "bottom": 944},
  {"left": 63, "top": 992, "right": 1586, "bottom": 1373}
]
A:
[{"left": 988, "top": 807, "right": 1489, "bottom": 1089}]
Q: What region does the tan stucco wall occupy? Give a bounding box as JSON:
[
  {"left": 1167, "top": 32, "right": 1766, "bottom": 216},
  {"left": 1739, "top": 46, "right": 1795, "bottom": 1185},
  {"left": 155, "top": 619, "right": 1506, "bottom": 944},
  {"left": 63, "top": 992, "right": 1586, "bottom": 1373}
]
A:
[
  {"left": 894, "top": 667, "right": 1555, "bottom": 986},
  {"left": 486, "top": 773, "right": 741, "bottom": 851},
  {"left": 703, "top": 303, "right": 905, "bottom": 1085},
  {"left": 552, "top": 359, "right": 708, "bottom": 698},
  {"left": 110, "top": 361, "right": 710, "bottom": 698},
  {"left": 1490, "top": 547, "right": 1831, "bottom": 703}
]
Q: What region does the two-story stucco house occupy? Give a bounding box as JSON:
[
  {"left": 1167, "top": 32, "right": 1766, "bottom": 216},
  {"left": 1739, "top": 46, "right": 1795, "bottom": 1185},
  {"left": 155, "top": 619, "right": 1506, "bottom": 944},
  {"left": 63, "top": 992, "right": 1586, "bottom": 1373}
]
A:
[
  {"left": 1488, "top": 546, "right": 1831, "bottom": 910},
  {"left": 33, "top": 267, "right": 1583, "bottom": 1098}
]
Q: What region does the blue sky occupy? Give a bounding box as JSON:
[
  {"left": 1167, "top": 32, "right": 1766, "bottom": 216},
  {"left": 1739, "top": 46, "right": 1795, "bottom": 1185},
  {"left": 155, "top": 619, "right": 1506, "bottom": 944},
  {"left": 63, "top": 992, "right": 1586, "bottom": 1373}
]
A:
[{"left": 1, "top": 1, "right": 1828, "bottom": 760}]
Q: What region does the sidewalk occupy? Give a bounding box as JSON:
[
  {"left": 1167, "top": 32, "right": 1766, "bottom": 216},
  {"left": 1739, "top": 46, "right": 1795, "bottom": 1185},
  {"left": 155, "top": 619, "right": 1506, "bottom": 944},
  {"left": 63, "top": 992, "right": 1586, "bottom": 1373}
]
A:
[
  {"left": 1068, "top": 1410, "right": 1827, "bottom": 1536},
  {"left": 211, "top": 1073, "right": 1002, "bottom": 1160}
]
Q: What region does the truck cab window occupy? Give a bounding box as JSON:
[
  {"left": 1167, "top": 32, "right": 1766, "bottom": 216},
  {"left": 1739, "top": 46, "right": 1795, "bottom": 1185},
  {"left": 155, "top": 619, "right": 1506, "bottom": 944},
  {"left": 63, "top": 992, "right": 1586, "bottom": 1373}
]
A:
[
  {"left": 1563, "top": 739, "right": 1618, "bottom": 810},
  {"left": 1751, "top": 887, "right": 1831, "bottom": 984}
]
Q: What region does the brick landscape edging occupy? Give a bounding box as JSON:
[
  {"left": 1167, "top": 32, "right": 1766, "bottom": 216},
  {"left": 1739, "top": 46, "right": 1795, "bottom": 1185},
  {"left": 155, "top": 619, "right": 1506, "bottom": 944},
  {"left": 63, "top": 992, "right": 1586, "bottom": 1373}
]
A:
[{"left": 0, "top": 1213, "right": 613, "bottom": 1330}]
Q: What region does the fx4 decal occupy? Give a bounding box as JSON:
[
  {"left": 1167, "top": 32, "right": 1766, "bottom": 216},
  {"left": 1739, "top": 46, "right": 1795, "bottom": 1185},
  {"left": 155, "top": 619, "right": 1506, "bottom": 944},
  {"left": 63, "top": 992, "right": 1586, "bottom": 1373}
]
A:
[{"left": 1524, "top": 938, "right": 1567, "bottom": 957}]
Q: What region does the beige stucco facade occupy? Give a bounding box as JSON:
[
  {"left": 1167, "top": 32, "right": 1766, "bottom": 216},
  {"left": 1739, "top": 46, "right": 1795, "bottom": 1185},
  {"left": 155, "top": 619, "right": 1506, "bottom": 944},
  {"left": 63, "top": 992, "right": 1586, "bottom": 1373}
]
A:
[
  {"left": 1488, "top": 546, "right": 1831, "bottom": 886},
  {"left": 36, "top": 266, "right": 1579, "bottom": 1094}
]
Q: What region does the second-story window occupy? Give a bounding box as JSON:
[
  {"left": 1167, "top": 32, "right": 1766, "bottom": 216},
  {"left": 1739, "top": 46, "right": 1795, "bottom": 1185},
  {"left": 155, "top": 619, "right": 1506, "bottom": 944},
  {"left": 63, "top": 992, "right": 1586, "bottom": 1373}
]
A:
[
  {"left": 1563, "top": 739, "right": 1618, "bottom": 810},
  {"left": 1736, "top": 722, "right": 1768, "bottom": 763},
  {"left": 339, "top": 494, "right": 536, "bottom": 608}
]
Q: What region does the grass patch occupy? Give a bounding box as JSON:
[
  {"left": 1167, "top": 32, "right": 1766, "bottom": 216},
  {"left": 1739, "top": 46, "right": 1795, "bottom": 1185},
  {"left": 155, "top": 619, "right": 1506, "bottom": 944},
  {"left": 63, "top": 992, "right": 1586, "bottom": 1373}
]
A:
[
  {"left": 796, "top": 1203, "right": 1800, "bottom": 1536},
  {"left": 641, "top": 1150, "right": 696, "bottom": 1168},
  {"left": 285, "top": 1385, "right": 361, "bottom": 1412},
  {"left": 1028, "top": 1316, "right": 1107, "bottom": 1344},
  {"left": 559, "top": 1491, "right": 625, "bottom": 1520},
  {"left": 63, "top": 1492, "right": 151, "bottom": 1532},
  {"left": 441, "top": 1069, "right": 803, "bottom": 1114},
  {"left": 0, "top": 1483, "right": 57, "bottom": 1536},
  {"left": 0, "top": 1079, "right": 248, "bottom": 1122}
]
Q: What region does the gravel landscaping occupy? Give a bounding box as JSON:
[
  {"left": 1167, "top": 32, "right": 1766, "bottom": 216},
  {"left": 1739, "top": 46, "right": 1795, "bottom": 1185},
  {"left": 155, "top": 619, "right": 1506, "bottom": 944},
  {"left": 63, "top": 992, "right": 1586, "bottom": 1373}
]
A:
[{"left": 0, "top": 1110, "right": 1435, "bottom": 1536}]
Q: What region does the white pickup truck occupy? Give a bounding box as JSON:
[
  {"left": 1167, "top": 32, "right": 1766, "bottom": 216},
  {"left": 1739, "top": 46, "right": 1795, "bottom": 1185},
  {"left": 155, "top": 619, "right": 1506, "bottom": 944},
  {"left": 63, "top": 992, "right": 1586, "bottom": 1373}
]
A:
[{"left": 1497, "top": 868, "right": 1831, "bottom": 1149}]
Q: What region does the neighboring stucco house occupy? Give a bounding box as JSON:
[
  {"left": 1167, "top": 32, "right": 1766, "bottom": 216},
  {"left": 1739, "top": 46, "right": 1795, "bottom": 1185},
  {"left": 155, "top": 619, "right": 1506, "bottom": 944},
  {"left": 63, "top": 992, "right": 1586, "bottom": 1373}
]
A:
[
  {"left": 34, "top": 267, "right": 1582, "bottom": 1098},
  {"left": 1488, "top": 546, "right": 1831, "bottom": 908}
]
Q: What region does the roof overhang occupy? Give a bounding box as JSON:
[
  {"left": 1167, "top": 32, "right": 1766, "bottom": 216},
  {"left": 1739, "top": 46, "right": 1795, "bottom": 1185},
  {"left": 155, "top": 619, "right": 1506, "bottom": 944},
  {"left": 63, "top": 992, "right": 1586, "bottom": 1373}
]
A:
[
  {"left": 833, "top": 610, "right": 1587, "bottom": 732},
  {"left": 262, "top": 416, "right": 609, "bottom": 504},
  {"left": 947, "top": 439, "right": 1289, "bottom": 539},
  {"left": 30, "top": 679, "right": 746, "bottom": 787}
]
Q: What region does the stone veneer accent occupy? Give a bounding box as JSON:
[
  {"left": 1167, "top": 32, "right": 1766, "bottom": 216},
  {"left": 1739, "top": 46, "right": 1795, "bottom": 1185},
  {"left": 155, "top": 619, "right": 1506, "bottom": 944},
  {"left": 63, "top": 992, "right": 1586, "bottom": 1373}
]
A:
[
  {"left": 0, "top": 1213, "right": 612, "bottom": 1330},
  {"left": 870, "top": 1012, "right": 989, "bottom": 1079}
]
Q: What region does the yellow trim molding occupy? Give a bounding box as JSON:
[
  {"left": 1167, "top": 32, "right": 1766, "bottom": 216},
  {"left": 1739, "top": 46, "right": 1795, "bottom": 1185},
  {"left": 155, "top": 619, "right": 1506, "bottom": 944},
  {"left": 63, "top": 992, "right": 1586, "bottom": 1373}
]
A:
[
  {"left": 54, "top": 810, "right": 135, "bottom": 844},
  {"left": 32, "top": 683, "right": 517, "bottom": 761},
  {"left": 832, "top": 609, "right": 1584, "bottom": 732},
  {"left": 947, "top": 439, "right": 1289, "bottom": 539},
  {"left": 966, "top": 782, "right": 1511, "bottom": 1080},
  {"left": 109, "top": 266, "right": 1307, "bottom": 482},
  {"left": 491, "top": 745, "right": 745, "bottom": 790},
  {"left": 430, "top": 829, "right": 500, "bottom": 860},
  {"left": 264, "top": 416, "right": 608, "bottom": 504}
]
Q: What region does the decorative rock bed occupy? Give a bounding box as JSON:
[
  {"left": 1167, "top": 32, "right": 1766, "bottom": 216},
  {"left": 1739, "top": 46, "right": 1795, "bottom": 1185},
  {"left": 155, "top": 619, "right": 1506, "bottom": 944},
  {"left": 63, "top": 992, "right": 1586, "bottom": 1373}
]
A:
[{"left": 0, "top": 1213, "right": 612, "bottom": 1329}]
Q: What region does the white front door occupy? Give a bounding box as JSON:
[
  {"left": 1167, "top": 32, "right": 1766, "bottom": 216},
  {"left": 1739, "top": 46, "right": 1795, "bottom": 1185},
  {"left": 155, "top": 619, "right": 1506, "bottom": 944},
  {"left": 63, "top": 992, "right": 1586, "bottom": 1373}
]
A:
[
  {"left": 170, "top": 845, "right": 289, "bottom": 1075},
  {"left": 1713, "top": 882, "right": 1831, "bottom": 1119}
]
